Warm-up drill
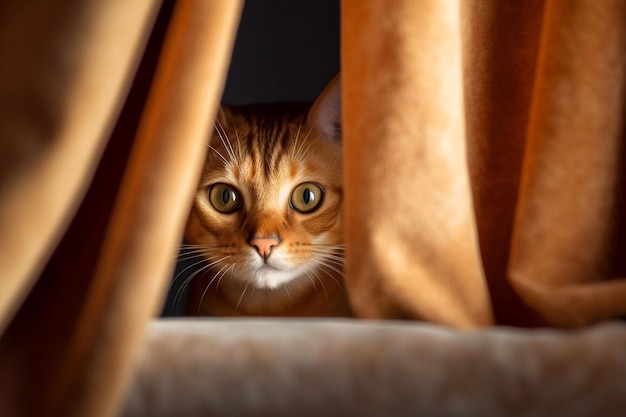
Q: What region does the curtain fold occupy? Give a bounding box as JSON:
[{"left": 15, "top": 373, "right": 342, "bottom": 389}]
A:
[
  {"left": 342, "top": 0, "right": 626, "bottom": 328},
  {"left": 461, "top": 0, "right": 545, "bottom": 327},
  {"left": 509, "top": 0, "right": 626, "bottom": 327},
  {"left": 0, "top": 0, "right": 158, "bottom": 335},
  {"left": 342, "top": 0, "right": 493, "bottom": 328},
  {"left": 0, "top": 1, "right": 241, "bottom": 416}
]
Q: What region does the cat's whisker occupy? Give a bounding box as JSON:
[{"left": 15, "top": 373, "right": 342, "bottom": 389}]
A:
[
  {"left": 282, "top": 283, "right": 293, "bottom": 302},
  {"left": 176, "top": 253, "right": 212, "bottom": 262},
  {"left": 304, "top": 270, "right": 318, "bottom": 291},
  {"left": 314, "top": 252, "right": 345, "bottom": 265},
  {"left": 310, "top": 249, "right": 345, "bottom": 256},
  {"left": 315, "top": 260, "right": 345, "bottom": 273},
  {"left": 297, "top": 141, "right": 316, "bottom": 161},
  {"left": 235, "top": 281, "right": 250, "bottom": 310},
  {"left": 315, "top": 259, "right": 345, "bottom": 278},
  {"left": 293, "top": 120, "right": 315, "bottom": 161},
  {"left": 181, "top": 242, "right": 234, "bottom": 249},
  {"left": 178, "top": 247, "right": 221, "bottom": 255},
  {"left": 309, "top": 269, "right": 330, "bottom": 304},
  {"left": 312, "top": 248, "right": 344, "bottom": 256},
  {"left": 319, "top": 259, "right": 345, "bottom": 271},
  {"left": 224, "top": 263, "right": 236, "bottom": 281},
  {"left": 176, "top": 248, "right": 221, "bottom": 262},
  {"left": 309, "top": 259, "right": 346, "bottom": 293},
  {"left": 309, "top": 243, "right": 345, "bottom": 249},
  {"left": 233, "top": 125, "right": 244, "bottom": 162},
  {"left": 215, "top": 119, "right": 238, "bottom": 164},
  {"left": 181, "top": 246, "right": 225, "bottom": 254},
  {"left": 215, "top": 263, "right": 235, "bottom": 291},
  {"left": 178, "top": 243, "right": 209, "bottom": 253},
  {"left": 170, "top": 256, "right": 211, "bottom": 292},
  {"left": 311, "top": 246, "right": 345, "bottom": 253},
  {"left": 295, "top": 123, "right": 318, "bottom": 161},
  {"left": 173, "top": 254, "right": 233, "bottom": 309},
  {"left": 175, "top": 261, "right": 215, "bottom": 312},
  {"left": 312, "top": 255, "right": 344, "bottom": 263},
  {"left": 291, "top": 113, "right": 306, "bottom": 157},
  {"left": 198, "top": 262, "right": 233, "bottom": 310},
  {"left": 248, "top": 285, "right": 258, "bottom": 304},
  {"left": 311, "top": 247, "right": 345, "bottom": 261},
  {"left": 180, "top": 244, "right": 227, "bottom": 251},
  {"left": 176, "top": 252, "right": 205, "bottom": 263},
  {"left": 218, "top": 121, "right": 237, "bottom": 162},
  {"left": 209, "top": 145, "right": 231, "bottom": 166}
]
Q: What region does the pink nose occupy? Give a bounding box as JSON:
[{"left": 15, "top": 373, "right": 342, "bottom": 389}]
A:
[{"left": 249, "top": 237, "right": 280, "bottom": 258}]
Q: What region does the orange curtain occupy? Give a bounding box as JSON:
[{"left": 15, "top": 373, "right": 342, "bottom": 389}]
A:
[
  {"left": 0, "top": 1, "right": 241, "bottom": 416},
  {"left": 342, "top": 0, "right": 626, "bottom": 328}
]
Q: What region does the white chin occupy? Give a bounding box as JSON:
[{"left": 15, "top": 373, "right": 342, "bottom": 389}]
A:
[{"left": 250, "top": 266, "right": 305, "bottom": 289}]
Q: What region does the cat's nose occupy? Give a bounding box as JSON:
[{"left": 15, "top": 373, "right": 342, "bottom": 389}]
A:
[{"left": 249, "top": 236, "right": 280, "bottom": 259}]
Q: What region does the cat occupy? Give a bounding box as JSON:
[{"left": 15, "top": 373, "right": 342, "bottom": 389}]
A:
[{"left": 180, "top": 75, "right": 352, "bottom": 317}]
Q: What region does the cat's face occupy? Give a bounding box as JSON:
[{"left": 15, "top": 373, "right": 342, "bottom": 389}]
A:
[{"left": 185, "top": 76, "right": 343, "bottom": 303}]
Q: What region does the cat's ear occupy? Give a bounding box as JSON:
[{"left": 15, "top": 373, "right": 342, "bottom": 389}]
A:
[{"left": 308, "top": 74, "right": 341, "bottom": 142}]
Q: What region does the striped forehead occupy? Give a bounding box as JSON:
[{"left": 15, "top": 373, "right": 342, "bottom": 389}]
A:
[{"left": 224, "top": 104, "right": 309, "bottom": 179}]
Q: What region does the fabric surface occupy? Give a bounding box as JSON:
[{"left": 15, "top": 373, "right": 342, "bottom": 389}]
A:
[
  {"left": 508, "top": 1, "right": 626, "bottom": 327},
  {"left": 343, "top": 0, "right": 493, "bottom": 327},
  {"left": 0, "top": 0, "right": 158, "bottom": 335},
  {"left": 123, "top": 319, "right": 626, "bottom": 417},
  {"left": 342, "top": 0, "right": 626, "bottom": 328},
  {"left": 0, "top": 1, "right": 241, "bottom": 416}
]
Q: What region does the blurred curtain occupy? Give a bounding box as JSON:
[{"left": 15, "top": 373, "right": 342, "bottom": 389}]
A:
[
  {"left": 343, "top": 0, "right": 626, "bottom": 328},
  {"left": 0, "top": 0, "right": 625, "bottom": 416},
  {"left": 0, "top": 1, "right": 241, "bottom": 416}
]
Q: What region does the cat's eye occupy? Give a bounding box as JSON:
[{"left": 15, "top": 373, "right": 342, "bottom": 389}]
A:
[
  {"left": 290, "top": 182, "right": 324, "bottom": 213},
  {"left": 208, "top": 183, "right": 242, "bottom": 214}
]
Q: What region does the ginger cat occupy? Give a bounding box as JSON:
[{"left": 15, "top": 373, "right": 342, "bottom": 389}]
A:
[{"left": 182, "top": 75, "right": 351, "bottom": 317}]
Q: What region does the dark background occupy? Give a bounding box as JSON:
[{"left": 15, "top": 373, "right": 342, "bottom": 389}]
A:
[
  {"left": 163, "top": 0, "right": 340, "bottom": 315},
  {"left": 223, "top": 0, "right": 340, "bottom": 105}
]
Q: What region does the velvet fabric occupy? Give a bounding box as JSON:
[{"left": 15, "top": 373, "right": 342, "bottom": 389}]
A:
[
  {"left": 123, "top": 319, "right": 626, "bottom": 417},
  {"left": 1, "top": 0, "right": 625, "bottom": 416},
  {"left": 0, "top": 1, "right": 241, "bottom": 416},
  {"left": 342, "top": 0, "right": 626, "bottom": 328}
]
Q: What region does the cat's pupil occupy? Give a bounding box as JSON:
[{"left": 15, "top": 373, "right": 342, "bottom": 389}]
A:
[
  {"left": 303, "top": 188, "right": 313, "bottom": 205},
  {"left": 221, "top": 189, "right": 231, "bottom": 205}
]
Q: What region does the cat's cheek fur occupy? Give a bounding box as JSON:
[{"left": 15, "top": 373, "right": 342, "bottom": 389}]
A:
[{"left": 184, "top": 211, "right": 211, "bottom": 246}]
